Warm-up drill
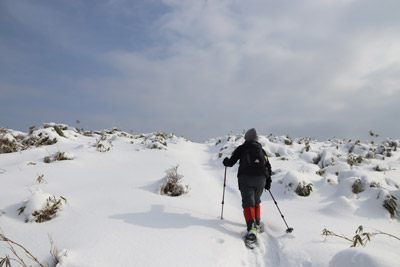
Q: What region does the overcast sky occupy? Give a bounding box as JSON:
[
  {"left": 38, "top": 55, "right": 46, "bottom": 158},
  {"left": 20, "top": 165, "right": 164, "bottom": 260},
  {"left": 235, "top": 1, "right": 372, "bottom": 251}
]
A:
[{"left": 1, "top": 0, "right": 399, "bottom": 141}]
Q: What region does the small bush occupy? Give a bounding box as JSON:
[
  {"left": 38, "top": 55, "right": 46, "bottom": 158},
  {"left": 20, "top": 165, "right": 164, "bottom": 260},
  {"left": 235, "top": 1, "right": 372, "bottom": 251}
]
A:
[
  {"left": 93, "top": 133, "right": 113, "bottom": 152},
  {"left": 295, "top": 182, "right": 313, "bottom": 197},
  {"left": 18, "top": 195, "right": 67, "bottom": 223},
  {"left": 53, "top": 125, "right": 65, "bottom": 137},
  {"left": 23, "top": 133, "right": 57, "bottom": 148},
  {"left": 383, "top": 195, "right": 398, "bottom": 218},
  {"left": 347, "top": 154, "right": 363, "bottom": 167},
  {"left": 373, "top": 165, "right": 386, "bottom": 172},
  {"left": 369, "top": 181, "right": 381, "bottom": 188},
  {"left": 44, "top": 152, "right": 74, "bottom": 163},
  {"left": 316, "top": 169, "right": 325, "bottom": 177},
  {"left": 352, "top": 179, "right": 365, "bottom": 194},
  {"left": 0, "top": 129, "right": 24, "bottom": 153},
  {"left": 31, "top": 196, "right": 67, "bottom": 223},
  {"left": 160, "top": 165, "right": 189, "bottom": 197},
  {"left": 284, "top": 137, "right": 293, "bottom": 146}
]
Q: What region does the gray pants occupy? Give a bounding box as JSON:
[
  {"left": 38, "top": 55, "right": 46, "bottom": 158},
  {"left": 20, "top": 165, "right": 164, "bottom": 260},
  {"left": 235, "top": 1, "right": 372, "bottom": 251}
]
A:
[{"left": 238, "top": 175, "right": 266, "bottom": 208}]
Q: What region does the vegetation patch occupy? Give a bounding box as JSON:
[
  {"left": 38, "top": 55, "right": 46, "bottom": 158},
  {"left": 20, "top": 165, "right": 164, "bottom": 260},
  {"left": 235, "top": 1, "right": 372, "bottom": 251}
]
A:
[
  {"left": 160, "top": 165, "right": 189, "bottom": 197},
  {"left": 351, "top": 179, "right": 365, "bottom": 194},
  {"left": 92, "top": 133, "right": 113, "bottom": 152},
  {"left": 18, "top": 192, "right": 67, "bottom": 223},
  {"left": 295, "top": 181, "right": 313, "bottom": 197},
  {"left": 322, "top": 225, "right": 400, "bottom": 247},
  {"left": 44, "top": 152, "right": 74, "bottom": 163},
  {"left": 347, "top": 154, "right": 363, "bottom": 168},
  {"left": 1, "top": 232, "right": 67, "bottom": 267},
  {"left": 0, "top": 128, "right": 24, "bottom": 153},
  {"left": 383, "top": 194, "right": 398, "bottom": 218}
]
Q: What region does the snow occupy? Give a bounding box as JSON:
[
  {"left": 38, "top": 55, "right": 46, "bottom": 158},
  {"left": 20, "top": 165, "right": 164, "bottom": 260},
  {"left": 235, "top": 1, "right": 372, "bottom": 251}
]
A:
[{"left": 0, "top": 124, "right": 399, "bottom": 267}]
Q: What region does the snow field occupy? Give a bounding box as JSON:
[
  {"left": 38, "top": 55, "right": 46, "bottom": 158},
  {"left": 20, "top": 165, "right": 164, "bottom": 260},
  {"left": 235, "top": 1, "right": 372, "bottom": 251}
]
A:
[{"left": 0, "top": 125, "right": 399, "bottom": 266}]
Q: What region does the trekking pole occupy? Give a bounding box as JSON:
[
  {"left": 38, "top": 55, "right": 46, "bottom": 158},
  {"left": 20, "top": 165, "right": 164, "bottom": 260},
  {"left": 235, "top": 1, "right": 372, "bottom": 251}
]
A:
[
  {"left": 220, "top": 167, "right": 227, "bottom": 220},
  {"left": 268, "top": 190, "right": 294, "bottom": 233}
]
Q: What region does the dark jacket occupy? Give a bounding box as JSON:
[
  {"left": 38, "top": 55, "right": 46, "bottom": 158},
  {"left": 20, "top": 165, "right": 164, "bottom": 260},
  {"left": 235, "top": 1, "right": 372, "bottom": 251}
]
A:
[{"left": 225, "top": 141, "right": 272, "bottom": 179}]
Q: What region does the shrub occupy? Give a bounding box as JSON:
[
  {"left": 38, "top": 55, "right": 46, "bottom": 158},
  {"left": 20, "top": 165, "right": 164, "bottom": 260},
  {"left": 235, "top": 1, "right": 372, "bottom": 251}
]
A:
[
  {"left": 18, "top": 194, "right": 67, "bottom": 223},
  {"left": 44, "top": 152, "right": 74, "bottom": 163},
  {"left": 369, "top": 181, "right": 381, "bottom": 188},
  {"left": 0, "top": 129, "right": 24, "bottom": 153},
  {"left": 352, "top": 179, "right": 365, "bottom": 194},
  {"left": 295, "top": 182, "right": 313, "bottom": 197},
  {"left": 284, "top": 135, "right": 293, "bottom": 145},
  {"left": 160, "top": 165, "right": 189, "bottom": 197},
  {"left": 347, "top": 154, "right": 363, "bottom": 168},
  {"left": 31, "top": 196, "right": 67, "bottom": 223},
  {"left": 373, "top": 165, "right": 387, "bottom": 172},
  {"left": 383, "top": 195, "right": 398, "bottom": 218},
  {"left": 93, "top": 133, "right": 112, "bottom": 152}
]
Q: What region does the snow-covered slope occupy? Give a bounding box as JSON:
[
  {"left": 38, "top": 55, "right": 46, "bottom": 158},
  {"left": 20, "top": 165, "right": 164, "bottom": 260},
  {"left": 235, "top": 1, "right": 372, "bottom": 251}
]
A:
[{"left": 0, "top": 124, "right": 399, "bottom": 267}]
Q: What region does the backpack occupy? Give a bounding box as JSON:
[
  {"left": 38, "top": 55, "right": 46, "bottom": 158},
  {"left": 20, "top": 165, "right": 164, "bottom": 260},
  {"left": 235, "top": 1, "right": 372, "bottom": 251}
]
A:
[{"left": 240, "top": 142, "right": 266, "bottom": 174}]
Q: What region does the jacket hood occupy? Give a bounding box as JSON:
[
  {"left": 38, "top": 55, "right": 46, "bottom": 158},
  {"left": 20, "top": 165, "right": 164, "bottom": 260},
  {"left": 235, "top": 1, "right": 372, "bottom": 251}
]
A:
[{"left": 244, "top": 128, "right": 258, "bottom": 142}]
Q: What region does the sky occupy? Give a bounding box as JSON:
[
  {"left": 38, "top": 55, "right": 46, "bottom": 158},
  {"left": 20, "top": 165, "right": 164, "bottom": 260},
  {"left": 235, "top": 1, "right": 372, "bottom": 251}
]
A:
[{"left": 1, "top": 0, "right": 400, "bottom": 141}]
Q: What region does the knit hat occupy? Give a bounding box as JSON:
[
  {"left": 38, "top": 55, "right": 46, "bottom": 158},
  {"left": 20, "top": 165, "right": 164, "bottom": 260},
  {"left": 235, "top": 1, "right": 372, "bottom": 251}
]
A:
[{"left": 245, "top": 128, "right": 258, "bottom": 142}]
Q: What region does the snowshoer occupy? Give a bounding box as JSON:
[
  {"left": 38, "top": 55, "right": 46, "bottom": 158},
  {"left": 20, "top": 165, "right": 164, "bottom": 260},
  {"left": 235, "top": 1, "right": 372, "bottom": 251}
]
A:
[{"left": 223, "top": 128, "right": 272, "bottom": 244}]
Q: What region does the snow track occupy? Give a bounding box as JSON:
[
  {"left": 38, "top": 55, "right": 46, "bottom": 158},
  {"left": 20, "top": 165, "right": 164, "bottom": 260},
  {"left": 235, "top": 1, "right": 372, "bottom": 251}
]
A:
[{"left": 242, "top": 230, "right": 282, "bottom": 267}]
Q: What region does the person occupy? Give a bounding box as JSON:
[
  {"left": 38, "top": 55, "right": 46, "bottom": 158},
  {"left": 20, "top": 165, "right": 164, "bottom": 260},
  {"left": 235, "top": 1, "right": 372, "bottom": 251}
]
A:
[{"left": 223, "top": 128, "right": 272, "bottom": 241}]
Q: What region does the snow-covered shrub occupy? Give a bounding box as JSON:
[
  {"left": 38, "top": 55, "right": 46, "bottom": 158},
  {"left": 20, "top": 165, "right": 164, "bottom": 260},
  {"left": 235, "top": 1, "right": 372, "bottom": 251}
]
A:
[
  {"left": 44, "top": 152, "right": 74, "bottom": 163},
  {"left": 369, "top": 181, "right": 382, "bottom": 188},
  {"left": 43, "top": 123, "right": 67, "bottom": 137},
  {"left": 140, "top": 132, "right": 170, "bottom": 150},
  {"left": 0, "top": 128, "right": 24, "bottom": 153},
  {"left": 160, "top": 165, "right": 189, "bottom": 197},
  {"left": 295, "top": 181, "right": 313, "bottom": 197},
  {"left": 92, "top": 133, "right": 113, "bottom": 152},
  {"left": 373, "top": 164, "right": 388, "bottom": 172},
  {"left": 284, "top": 135, "right": 293, "bottom": 145},
  {"left": 383, "top": 194, "right": 398, "bottom": 218},
  {"left": 49, "top": 234, "right": 68, "bottom": 267},
  {"left": 18, "top": 190, "right": 67, "bottom": 223},
  {"left": 352, "top": 179, "right": 365, "bottom": 194},
  {"left": 318, "top": 149, "right": 340, "bottom": 168},
  {"left": 281, "top": 171, "right": 313, "bottom": 196},
  {"left": 346, "top": 154, "right": 363, "bottom": 168}
]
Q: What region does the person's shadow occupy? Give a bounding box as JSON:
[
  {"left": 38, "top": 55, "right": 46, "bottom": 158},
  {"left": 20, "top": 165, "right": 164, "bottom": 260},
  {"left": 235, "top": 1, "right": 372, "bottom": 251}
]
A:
[{"left": 110, "top": 204, "right": 243, "bottom": 239}]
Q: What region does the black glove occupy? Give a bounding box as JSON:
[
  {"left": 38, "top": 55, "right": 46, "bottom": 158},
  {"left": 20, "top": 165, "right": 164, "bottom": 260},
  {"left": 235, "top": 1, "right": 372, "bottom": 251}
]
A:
[
  {"left": 265, "top": 179, "right": 271, "bottom": 190},
  {"left": 223, "top": 157, "right": 230, "bottom": 167}
]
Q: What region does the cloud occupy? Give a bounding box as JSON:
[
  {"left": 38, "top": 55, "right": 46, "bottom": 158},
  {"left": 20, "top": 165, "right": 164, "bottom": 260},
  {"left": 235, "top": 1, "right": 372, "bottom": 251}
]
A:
[{"left": 2, "top": 0, "right": 400, "bottom": 140}]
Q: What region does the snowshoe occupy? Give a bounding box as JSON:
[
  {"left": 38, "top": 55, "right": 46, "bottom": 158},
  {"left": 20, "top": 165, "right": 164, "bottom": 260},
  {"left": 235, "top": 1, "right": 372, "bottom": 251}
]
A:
[{"left": 244, "top": 227, "right": 257, "bottom": 249}]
